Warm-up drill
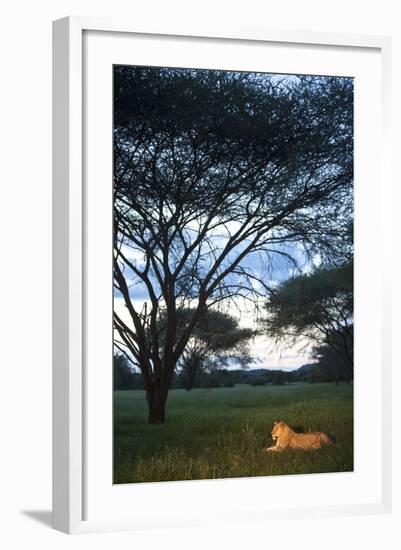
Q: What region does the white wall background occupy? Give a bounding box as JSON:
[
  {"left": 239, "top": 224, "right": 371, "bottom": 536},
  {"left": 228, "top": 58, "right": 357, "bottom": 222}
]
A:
[{"left": 0, "top": 1, "right": 399, "bottom": 548}]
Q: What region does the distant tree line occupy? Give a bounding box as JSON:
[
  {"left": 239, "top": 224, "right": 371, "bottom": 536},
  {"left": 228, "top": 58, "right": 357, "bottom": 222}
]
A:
[{"left": 114, "top": 354, "right": 352, "bottom": 391}]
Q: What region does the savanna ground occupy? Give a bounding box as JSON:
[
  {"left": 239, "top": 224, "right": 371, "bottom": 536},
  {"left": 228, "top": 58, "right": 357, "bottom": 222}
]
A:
[{"left": 113, "top": 383, "right": 353, "bottom": 484}]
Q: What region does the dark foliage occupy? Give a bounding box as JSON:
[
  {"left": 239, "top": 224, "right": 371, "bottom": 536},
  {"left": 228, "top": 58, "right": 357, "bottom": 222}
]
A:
[{"left": 263, "top": 261, "right": 353, "bottom": 375}]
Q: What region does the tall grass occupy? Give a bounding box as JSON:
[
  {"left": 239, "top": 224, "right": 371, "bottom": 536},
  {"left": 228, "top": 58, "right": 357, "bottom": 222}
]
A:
[{"left": 113, "top": 383, "right": 353, "bottom": 484}]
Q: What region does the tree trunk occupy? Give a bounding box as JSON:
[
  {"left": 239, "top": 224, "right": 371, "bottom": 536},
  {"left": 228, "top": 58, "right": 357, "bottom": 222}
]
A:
[
  {"left": 146, "top": 383, "right": 167, "bottom": 424},
  {"left": 185, "top": 364, "right": 196, "bottom": 391},
  {"left": 183, "top": 357, "right": 198, "bottom": 391}
]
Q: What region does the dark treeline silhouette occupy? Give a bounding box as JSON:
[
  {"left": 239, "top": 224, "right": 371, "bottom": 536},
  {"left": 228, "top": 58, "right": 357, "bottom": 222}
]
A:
[{"left": 114, "top": 354, "right": 352, "bottom": 391}]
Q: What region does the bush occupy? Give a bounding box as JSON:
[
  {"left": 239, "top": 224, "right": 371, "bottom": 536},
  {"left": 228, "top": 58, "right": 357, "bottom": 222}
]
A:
[
  {"left": 272, "top": 371, "right": 286, "bottom": 385},
  {"left": 200, "top": 373, "right": 222, "bottom": 388},
  {"left": 113, "top": 354, "right": 144, "bottom": 390},
  {"left": 251, "top": 377, "right": 266, "bottom": 386}
]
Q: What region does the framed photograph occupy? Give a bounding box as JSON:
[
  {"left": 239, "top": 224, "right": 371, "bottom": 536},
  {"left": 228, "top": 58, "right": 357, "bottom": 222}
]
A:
[{"left": 52, "top": 16, "right": 392, "bottom": 534}]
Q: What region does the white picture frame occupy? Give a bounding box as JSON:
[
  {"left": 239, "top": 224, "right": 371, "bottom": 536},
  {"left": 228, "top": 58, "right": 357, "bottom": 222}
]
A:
[{"left": 52, "top": 16, "right": 392, "bottom": 534}]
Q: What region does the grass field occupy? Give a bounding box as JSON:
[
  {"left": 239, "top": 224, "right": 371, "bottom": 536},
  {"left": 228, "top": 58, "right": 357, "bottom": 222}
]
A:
[{"left": 113, "top": 383, "right": 353, "bottom": 484}]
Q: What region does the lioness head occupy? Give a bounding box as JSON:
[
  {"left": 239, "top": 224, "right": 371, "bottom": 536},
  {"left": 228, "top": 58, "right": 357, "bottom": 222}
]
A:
[{"left": 271, "top": 420, "right": 286, "bottom": 440}]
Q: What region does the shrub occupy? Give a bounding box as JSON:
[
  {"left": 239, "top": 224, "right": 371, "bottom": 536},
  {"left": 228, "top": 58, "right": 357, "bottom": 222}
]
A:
[
  {"left": 251, "top": 377, "right": 266, "bottom": 386},
  {"left": 272, "top": 371, "right": 286, "bottom": 385}
]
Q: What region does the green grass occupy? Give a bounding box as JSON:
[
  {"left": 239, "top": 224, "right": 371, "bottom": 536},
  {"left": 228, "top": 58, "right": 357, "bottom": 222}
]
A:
[{"left": 113, "top": 383, "right": 353, "bottom": 484}]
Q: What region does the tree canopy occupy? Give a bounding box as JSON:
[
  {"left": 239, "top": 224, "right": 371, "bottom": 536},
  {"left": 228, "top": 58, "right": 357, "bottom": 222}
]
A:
[{"left": 262, "top": 261, "right": 353, "bottom": 374}]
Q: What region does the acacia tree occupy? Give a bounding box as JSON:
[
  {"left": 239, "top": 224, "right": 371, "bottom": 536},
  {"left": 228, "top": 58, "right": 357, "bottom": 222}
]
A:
[
  {"left": 113, "top": 66, "right": 353, "bottom": 423},
  {"left": 262, "top": 262, "right": 353, "bottom": 374},
  {"left": 312, "top": 329, "right": 354, "bottom": 383},
  {"left": 168, "top": 309, "right": 253, "bottom": 391}
]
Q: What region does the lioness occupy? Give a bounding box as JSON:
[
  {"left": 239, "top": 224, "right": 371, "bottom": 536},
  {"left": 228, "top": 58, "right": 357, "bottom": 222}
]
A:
[{"left": 265, "top": 421, "right": 333, "bottom": 452}]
